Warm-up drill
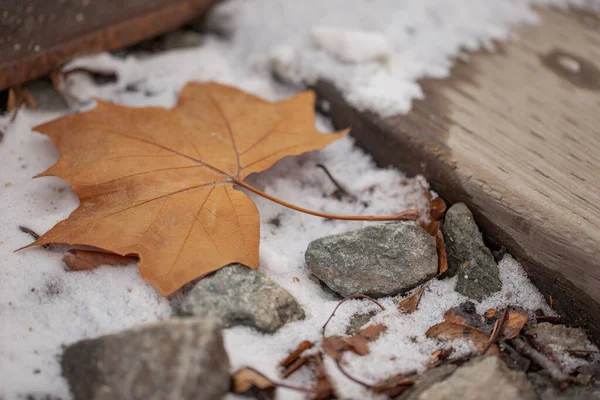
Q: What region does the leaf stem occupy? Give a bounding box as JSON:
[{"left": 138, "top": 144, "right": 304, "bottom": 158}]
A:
[{"left": 234, "top": 180, "right": 419, "bottom": 221}]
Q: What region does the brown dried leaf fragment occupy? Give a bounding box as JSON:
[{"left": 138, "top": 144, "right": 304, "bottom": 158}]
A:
[
  {"left": 232, "top": 367, "right": 276, "bottom": 395},
  {"left": 430, "top": 347, "right": 454, "bottom": 364},
  {"left": 63, "top": 249, "right": 137, "bottom": 271},
  {"left": 310, "top": 353, "right": 335, "bottom": 400},
  {"left": 486, "top": 307, "right": 529, "bottom": 340},
  {"left": 398, "top": 287, "right": 425, "bottom": 314},
  {"left": 429, "top": 197, "right": 447, "bottom": 220},
  {"left": 322, "top": 335, "right": 350, "bottom": 361},
  {"left": 280, "top": 340, "right": 313, "bottom": 368},
  {"left": 436, "top": 226, "right": 448, "bottom": 275},
  {"left": 359, "top": 323, "right": 388, "bottom": 341},
  {"left": 282, "top": 356, "right": 309, "bottom": 378},
  {"left": 426, "top": 322, "right": 500, "bottom": 356}
]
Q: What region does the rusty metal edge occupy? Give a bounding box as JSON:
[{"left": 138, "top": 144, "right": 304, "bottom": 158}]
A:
[{"left": 0, "top": 0, "right": 218, "bottom": 91}]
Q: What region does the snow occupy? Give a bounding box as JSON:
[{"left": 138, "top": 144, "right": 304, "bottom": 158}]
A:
[
  {"left": 311, "top": 27, "right": 393, "bottom": 64},
  {"left": 0, "top": 0, "right": 593, "bottom": 399}
]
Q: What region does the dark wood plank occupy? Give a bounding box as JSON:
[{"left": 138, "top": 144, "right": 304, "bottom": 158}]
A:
[
  {"left": 0, "top": 0, "right": 218, "bottom": 90},
  {"left": 315, "top": 7, "right": 600, "bottom": 340}
]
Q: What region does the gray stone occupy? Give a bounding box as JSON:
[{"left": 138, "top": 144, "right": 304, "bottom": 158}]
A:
[
  {"left": 162, "top": 31, "right": 204, "bottom": 50},
  {"left": 345, "top": 310, "right": 377, "bottom": 335},
  {"left": 530, "top": 322, "right": 596, "bottom": 351},
  {"left": 24, "top": 79, "right": 68, "bottom": 111},
  {"left": 398, "top": 364, "right": 457, "bottom": 400},
  {"left": 528, "top": 372, "right": 600, "bottom": 400},
  {"left": 442, "top": 203, "right": 502, "bottom": 301},
  {"left": 61, "top": 318, "right": 230, "bottom": 400},
  {"left": 178, "top": 264, "right": 304, "bottom": 333},
  {"left": 305, "top": 222, "right": 437, "bottom": 298},
  {"left": 416, "top": 356, "right": 538, "bottom": 400}
]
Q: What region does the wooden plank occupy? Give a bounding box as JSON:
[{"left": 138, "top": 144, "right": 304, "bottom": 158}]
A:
[
  {"left": 315, "top": 7, "right": 600, "bottom": 339},
  {"left": 0, "top": 0, "right": 218, "bottom": 91}
]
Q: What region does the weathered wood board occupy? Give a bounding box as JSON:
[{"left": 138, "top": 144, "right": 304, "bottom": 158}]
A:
[
  {"left": 0, "top": 0, "right": 218, "bottom": 91},
  {"left": 316, "top": 7, "right": 600, "bottom": 340}
]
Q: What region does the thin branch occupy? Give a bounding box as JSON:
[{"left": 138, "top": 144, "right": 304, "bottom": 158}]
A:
[
  {"left": 334, "top": 359, "right": 377, "bottom": 388},
  {"left": 18, "top": 226, "right": 51, "bottom": 249},
  {"left": 322, "top": 294, "right": 385, "bottom": 335},
  {"left": 316, "top": 163, "right": 357, "bottom": 200},
  {"left": 334, "top": 359, "right": 415, "bottom": 392},
  {"left": 18, "top": 226, "right": 40, "bottom": 240},
  {"left": 510, "top": 337, "right": 571, "bottom": 385},
  {"left": 481, "top": 307, "right": 509, "bottom": 355},
  {"left": 236, "top": 180, "right": 418, "bottom": 222}
]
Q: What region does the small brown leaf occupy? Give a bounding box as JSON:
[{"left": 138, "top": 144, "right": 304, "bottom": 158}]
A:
[
  {"left": 359, "top": 323, "right": 388, "bottom": 341},
  {"left": 435, "top": 227, "right": 448, "bottom": 275},
  {"left": 426, "top": 322, "right": 500, "bottom": 356},
  {"left": 398, "top": 287, "right": 425, "bottom": 314},
  {"left": 430, "top": 347, "right": 454, "bottom": 363},
  {"left": 344, "top": 335, "right": 370, "bottom": 356},
  {"left": 232, "top": 367, "right": 275, "bottom": 395},
  {"left": 484, "top": 307, "right": 528, "bottom": 340},
  {"left": 322, "top": 335, "right": 349, "bottom": 361},
  {"left": 443, "top": 309, "right": 467, "bottom": 326},
  {"left": 63, "top": 249, "right": 137, "bottom": 271},
  {"left": 309, "top": 353, "right": 335, "bottom": 400},
  {"left": 503, "top": 308, "right": 528, "bottom": 339},
  {"left": 322, "top": 324, "right": 387, "bottom": 359},
  {"left": 280, "top": 340, "right": 313, "bottom": 368},
  {"left": 282, "top": 356, "right": 309, "bottom": 378},
  {"left": 429, "top": 197, "right": 447, "bottom": 220}
]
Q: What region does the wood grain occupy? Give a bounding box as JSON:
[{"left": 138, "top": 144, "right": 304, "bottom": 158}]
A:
[
  {"left": 0, "top": 0, "right": 218, "bottom": 91},
  {"left": 316, "top": 7, "right": 600, "bottom": 340}
]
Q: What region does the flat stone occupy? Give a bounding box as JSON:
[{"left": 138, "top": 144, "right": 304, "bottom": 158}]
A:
[
  {"left": 528, "top": 372, "right": 600, "bottom": 400},
  {"left": 530, "top": 322, "right": 596, "bottom": 351},
  {"left": 443, "top": 203, "right": 502, "bottom": 301},
  {"left": 178, "top": 264, "right": 304, "bottom": 334},
  {"left": 417, "top": 356, "right": 538, "bottom": 400},
  {"left": 306, "top": 221, "right": 437, "bottom": 298},
  {"left": 398, "top": 364, "right": 457, "bottom": 400},
  {"left": 61, "top": 318, "right": 230, "bottom": 400}
]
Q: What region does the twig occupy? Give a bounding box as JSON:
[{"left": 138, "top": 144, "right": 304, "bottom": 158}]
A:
[
  {"left": 510, "top": 337, "right": 571, "bottom": 385},
  {"left": 316, "top": 163, "right": 357, "bottom": 201},
  {"left": 18, "top": 226, "right": 40, "bottom": 240},
  {"left": 236, "top": 180, "right": 418, "bottom": 222},
  {"left": 18, "top": 226, "right": 50, "bottom": 249},
  {"left": 334, "top": 359, "right": 415, "bottom": 392},
  {"left": 238, "top": 366, "right": 316, "bottom": 394},
  {"left": 481, "top": 307, "right": 509, "bottom": 355},
  {"left": 566, "top": 349, "right": 600, "bottom": 355},
  {"left": 322, "top": 294, "right": 385, "bottom": 335}
]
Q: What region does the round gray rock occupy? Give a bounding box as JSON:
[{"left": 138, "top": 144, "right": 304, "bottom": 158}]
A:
[
  {"left": 178, "top": 264, "right": 305, "bottom": 334},
  {"left": 305, "top": 221, "right": 438, "bottom": 298},
  {"left": 61, "top": 318, "right": 230, "bottom": 400}
]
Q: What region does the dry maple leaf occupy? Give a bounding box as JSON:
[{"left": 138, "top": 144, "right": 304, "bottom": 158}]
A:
[{"left": 26, "top": 82, "right": 349, "bottom": 295}]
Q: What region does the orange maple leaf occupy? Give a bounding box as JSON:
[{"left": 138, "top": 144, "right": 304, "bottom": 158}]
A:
[{"left": 27, "top": 82, "right": 348, "bottom": 295}]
